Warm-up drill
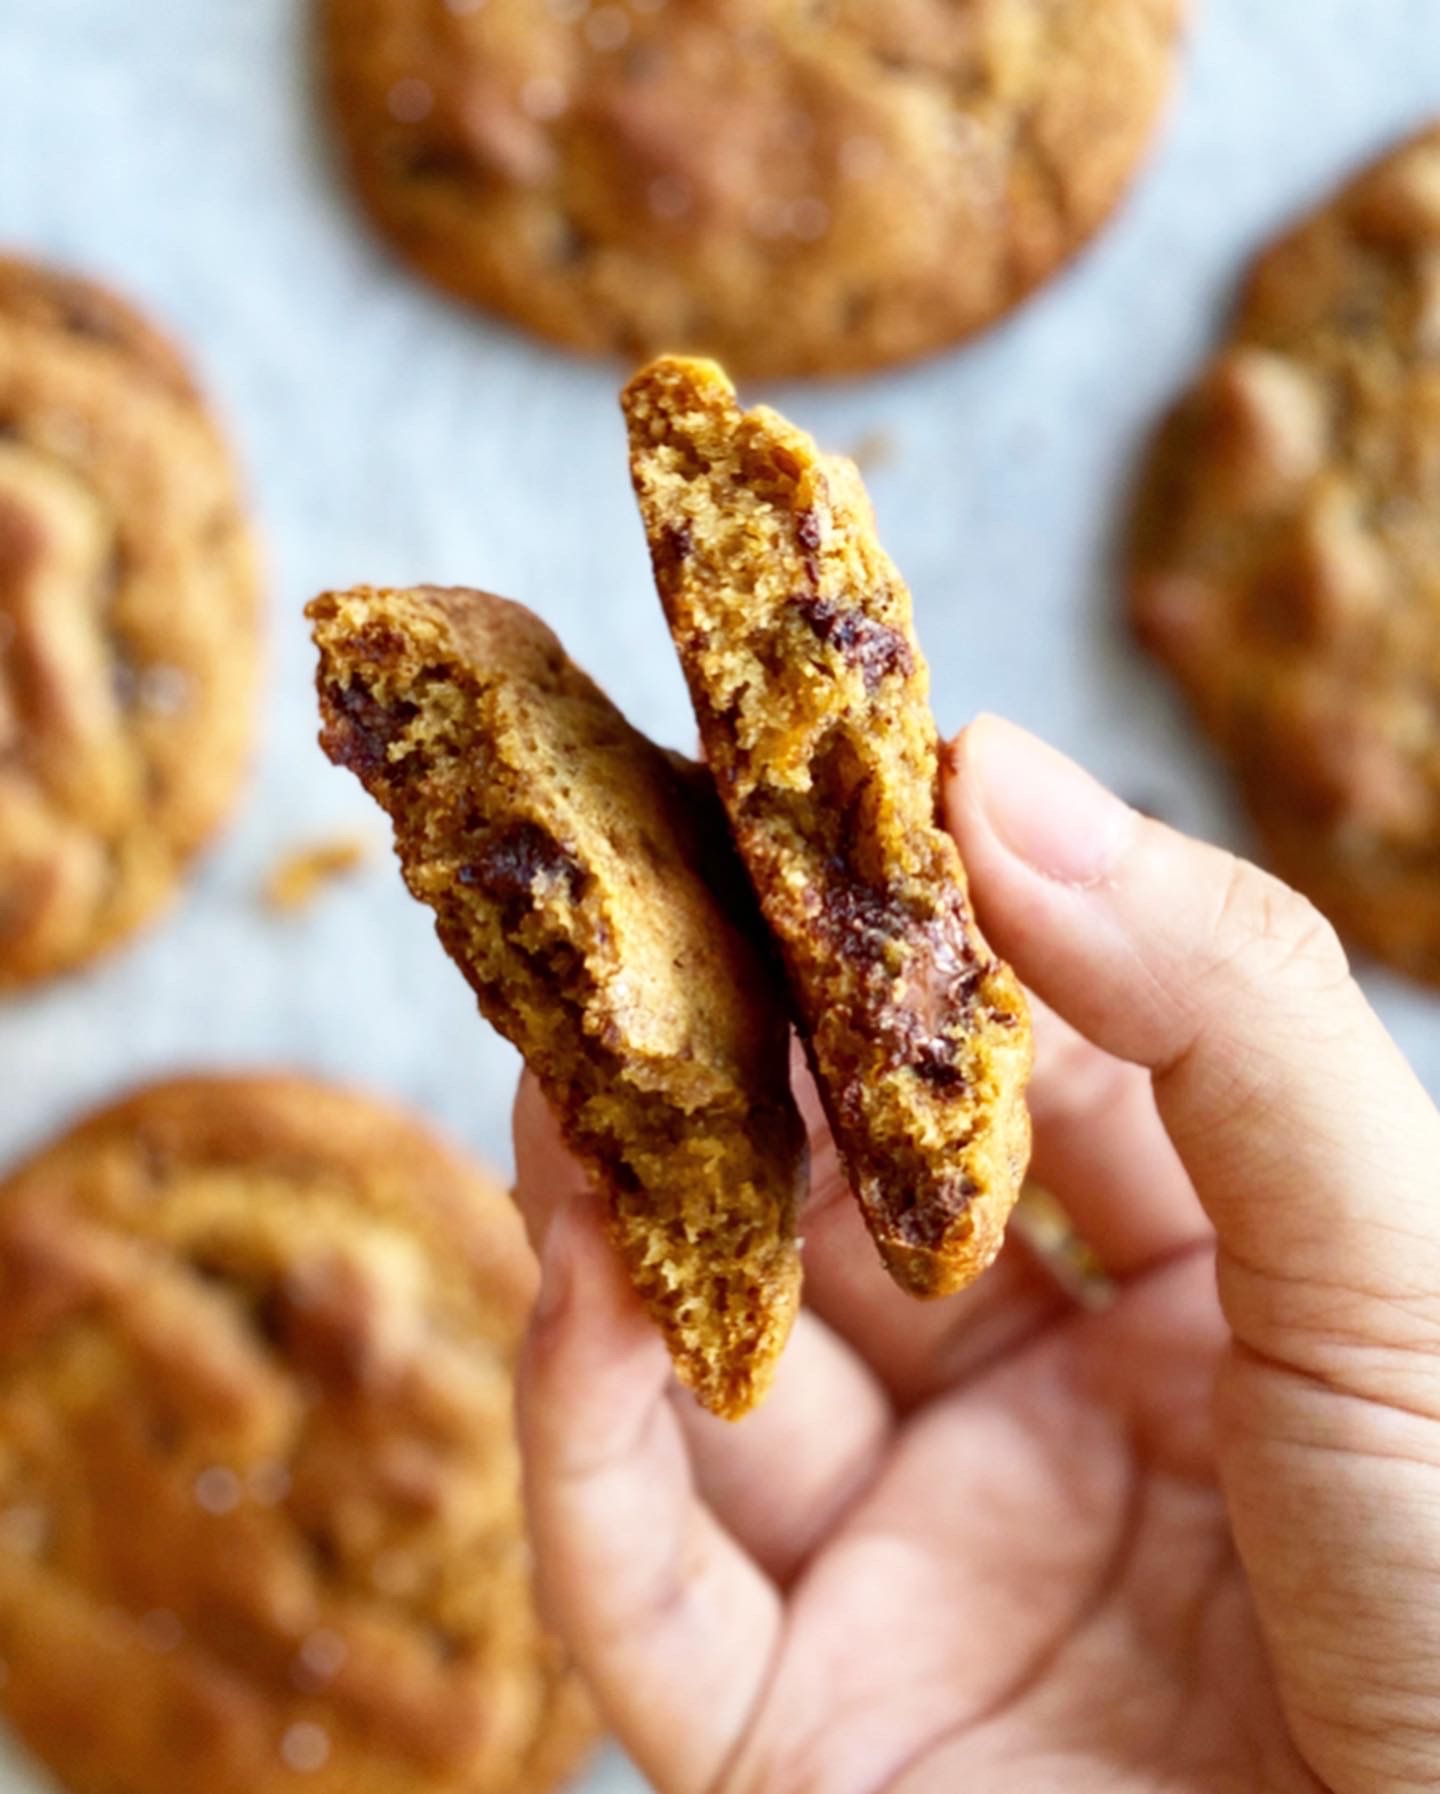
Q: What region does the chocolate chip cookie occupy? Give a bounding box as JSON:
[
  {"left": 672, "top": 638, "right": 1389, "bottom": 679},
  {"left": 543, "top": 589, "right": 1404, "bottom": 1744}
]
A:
[
  {"left": 0, "top": 256, "right": 260, "bottom": 990},
  {"left": 0, "top": 1075, "right": 596, "bottom": 1794},
  {"left": 624, "top": 356, "right": 1033, "bottom": 1297},
  {"left": 1129, "top": 125, "right": 1440, "bottom": 981},
  {"left": 309, "top": 585, "right": 805, "bottom": 1417},
  {"left": 319, "top": 0, "right": 1184, "bottom": 378}
]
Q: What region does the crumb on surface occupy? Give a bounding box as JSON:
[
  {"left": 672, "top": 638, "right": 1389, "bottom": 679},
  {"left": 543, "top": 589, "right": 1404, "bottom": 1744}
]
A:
[{"left": 262, "top": 836, "right": 370, "bottom": 914}]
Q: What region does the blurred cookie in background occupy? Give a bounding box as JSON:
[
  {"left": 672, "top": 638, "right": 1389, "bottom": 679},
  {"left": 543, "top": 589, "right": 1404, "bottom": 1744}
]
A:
[
  {"left": 0, "top": 257, "right": 260, "bottom": 992},
  {"left": 1129, "top": 124, "right": 1440, "bottom": 982},
  {"left": 319, "top": 0, "right": 1185, "bottom": 379},
  {"left": 0, "top": 1074, "right": 597, "bottom": 1794}
]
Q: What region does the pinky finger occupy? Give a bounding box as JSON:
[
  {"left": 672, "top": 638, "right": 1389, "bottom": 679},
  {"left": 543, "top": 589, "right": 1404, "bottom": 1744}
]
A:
[{"left": 515, "top": 1197, "right": 780, "bottom": 1794}]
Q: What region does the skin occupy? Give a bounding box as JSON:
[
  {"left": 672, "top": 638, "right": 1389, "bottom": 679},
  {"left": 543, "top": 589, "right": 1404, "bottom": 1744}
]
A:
[{"left": 511, "top": 715, "right": 1440, "bottom": 1794}]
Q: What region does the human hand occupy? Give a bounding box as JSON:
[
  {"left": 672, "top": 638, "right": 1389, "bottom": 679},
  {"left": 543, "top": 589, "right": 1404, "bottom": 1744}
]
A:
[{"left": 511, "top": 716, "right": 1440, "bottom": 1794}]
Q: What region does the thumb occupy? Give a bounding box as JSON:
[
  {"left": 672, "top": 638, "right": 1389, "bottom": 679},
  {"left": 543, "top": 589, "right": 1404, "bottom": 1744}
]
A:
[{"left": 945, "top": 716, "right": 1440, "bottom": 1394}]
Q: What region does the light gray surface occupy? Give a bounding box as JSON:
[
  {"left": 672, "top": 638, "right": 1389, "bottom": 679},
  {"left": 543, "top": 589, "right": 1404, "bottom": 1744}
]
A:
[{"left": 0, "top": 3, "right": 1436, "bottom": 1789}]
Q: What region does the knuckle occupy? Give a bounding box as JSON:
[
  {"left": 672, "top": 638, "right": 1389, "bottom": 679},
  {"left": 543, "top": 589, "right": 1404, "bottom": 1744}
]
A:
[{"left": 1209, "top": 854, "right": 1351, "bottom": 995}]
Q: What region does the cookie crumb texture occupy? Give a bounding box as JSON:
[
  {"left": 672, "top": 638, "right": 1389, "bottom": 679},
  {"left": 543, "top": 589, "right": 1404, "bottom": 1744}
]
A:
[
  {"left": 0, "top": 256, "right": 260, "bottom": 989},
  {"left": 0, "top": 1075, "right": 596, "bottom": 1794},
  {"left": 1130, "top": 125, "right": 1440, "bottom": 981},
  {"left": 264, "top": 834, "right": 371, "bottom": 914},
  {"left": 624, "top": 356, "right": 1033, "bottom": 1296},
  {"left": 309, "top": 585, "right": 804, "bottom": 1417},
  {"left": 319, "top": 0, "right": 1183, "bottom": 378}
]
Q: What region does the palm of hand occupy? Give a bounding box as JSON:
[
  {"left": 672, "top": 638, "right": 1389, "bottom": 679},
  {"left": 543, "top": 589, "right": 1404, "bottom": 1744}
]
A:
[
  {"left": 722, "top": 1250, "right": 1318, "bottom": 1794},
  {"left": 515, "top": 730, "right": 1440, "bottom": 1794}
]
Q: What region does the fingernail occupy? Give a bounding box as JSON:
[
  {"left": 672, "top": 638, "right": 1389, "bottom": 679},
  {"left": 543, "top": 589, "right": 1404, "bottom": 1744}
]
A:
[
  {"left": 532, "top": 1200, "right": 578, "bottom": 1330},
  {"left": 966, "top": 716, "right": 1136, "bottom": 887}
]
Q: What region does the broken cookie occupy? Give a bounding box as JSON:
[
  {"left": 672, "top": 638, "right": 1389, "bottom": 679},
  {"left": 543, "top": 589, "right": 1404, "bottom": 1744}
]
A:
[
  {"left": 309, "top": 584, "right": 804, "bottom": 1417},
  {"left": 623, "top": 356, "right": 1033, "bottom": 1297}
]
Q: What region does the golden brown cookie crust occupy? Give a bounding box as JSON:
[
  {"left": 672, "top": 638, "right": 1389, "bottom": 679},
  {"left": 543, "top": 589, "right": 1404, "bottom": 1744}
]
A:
[
  {"left": 0, "top": 255, "right": 260, "bottom": 990},
  {"left": 309, "top": 585, "right": 805, "bottom": 1417},
  {"left": 319, "top": 0, "right": 1184, "bottom": 378},
  {"left": 0, "top": 1074, "right": 597, "bottom": 1794},
  {"left": 624, "top": 356, "right": 1033, "bottom": 1296},
  {"left": 1129, "top": 124, "right": 1440, "bottom": 981}
]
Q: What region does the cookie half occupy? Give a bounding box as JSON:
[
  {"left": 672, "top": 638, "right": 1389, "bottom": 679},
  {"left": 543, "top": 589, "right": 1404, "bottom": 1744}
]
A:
[
  {"left": 0, "top": 1074, "right": 596, "bottom": 1794},
  {"left": 1130, "top": 125, "right": 1440, "bottom": 981},
  {"left": 623, "top": 356, "right": 1033, "bottom": 1297},
  {"left": 309, "top": 585, "right": 804, "bottom": 1417},
  {"left": 0, "top": 256, "right": 260, "bottom": 989},
  {"left": 318, "top": 0, "right": 1184, "bottom": 378}
]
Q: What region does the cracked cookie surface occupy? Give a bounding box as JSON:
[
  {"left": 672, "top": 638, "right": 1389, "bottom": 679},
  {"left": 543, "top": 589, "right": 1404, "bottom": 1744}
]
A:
[
  {"left": 0, "top": 1074, "right": 596, "bottom": 1794},
  {"left": 309, "top": 585, "right": 804, "bottom": 1417},
  {"left": 319, "top": 0, "right": 1184, "bottom": 378},
  {"left": 0, "top": 256, "right": 260, "bottom": 989},
  {"left": 1130, "top": 125, "right": 1440, "bottom": 981},
  {"left": 624, "top": 356, "right": 1032, "bottom": 1296}
]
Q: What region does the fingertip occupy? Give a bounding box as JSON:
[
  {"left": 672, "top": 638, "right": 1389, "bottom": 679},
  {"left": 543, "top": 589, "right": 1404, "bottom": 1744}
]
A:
[
  {"left": 511, "top": 1072, "right": 592, "bottom": 1257},
  {"left": 944, "top": 715, "right": 1136, "bottom": 890}
]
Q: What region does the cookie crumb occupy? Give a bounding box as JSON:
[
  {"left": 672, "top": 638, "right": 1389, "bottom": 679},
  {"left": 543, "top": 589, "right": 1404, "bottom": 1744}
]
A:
[
  {"left": 1010, "top": 1183, "right": 1114, "bottom": 1311},
  {"left": 262, "top": 836, "right": 370, "bottom": 915}
]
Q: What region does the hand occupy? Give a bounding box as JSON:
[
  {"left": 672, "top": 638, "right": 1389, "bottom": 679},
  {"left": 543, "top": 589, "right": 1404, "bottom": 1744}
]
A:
[{"left": 510, "top": 716, "right": 1440, "bottom": 1794}]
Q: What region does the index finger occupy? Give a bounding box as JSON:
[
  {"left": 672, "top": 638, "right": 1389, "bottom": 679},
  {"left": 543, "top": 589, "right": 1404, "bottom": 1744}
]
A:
[{"left": 945, "top": 717, "right": 1440, "bottom": 1374}]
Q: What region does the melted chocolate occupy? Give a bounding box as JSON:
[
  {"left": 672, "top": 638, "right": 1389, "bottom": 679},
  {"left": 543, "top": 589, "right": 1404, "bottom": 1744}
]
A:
[{"left": 457, "top": 823, "right": 583, "bottom": 906}]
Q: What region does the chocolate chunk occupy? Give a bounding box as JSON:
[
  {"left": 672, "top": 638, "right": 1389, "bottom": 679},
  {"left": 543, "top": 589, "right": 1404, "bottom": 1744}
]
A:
[
  {"left": 655, "top": 521, "right": 694, "bottom": 574},
  {"left": 795, "top": 594, "right": 915, "bottom": 689},
  {"left": 320, "top": 679, "right": 419, "bottom": 782},
  {"left": 457, "top": 824, "right": 583, "bottom": 905}
]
